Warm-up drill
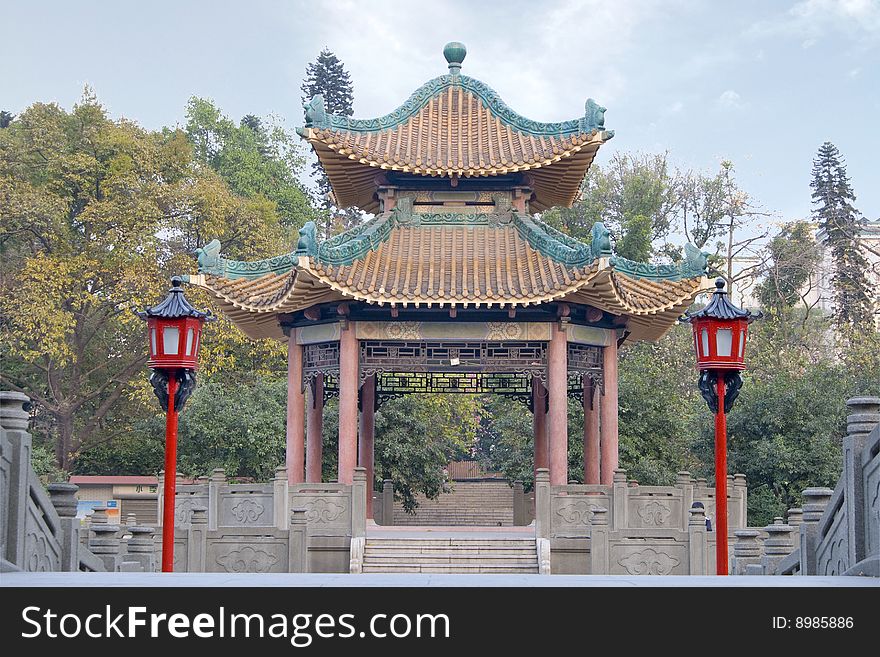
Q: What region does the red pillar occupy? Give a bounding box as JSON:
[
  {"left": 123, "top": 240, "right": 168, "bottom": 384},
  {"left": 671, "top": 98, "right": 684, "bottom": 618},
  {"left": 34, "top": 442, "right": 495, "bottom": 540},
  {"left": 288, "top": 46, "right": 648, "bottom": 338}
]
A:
[
  {"left": 286, "top": 331, "right": 305, "bottom": 484},
  {"left": 600, "top": 337, "right": 619, "bottom": 485},
  {"left": 359, "top": 374, "right": 376, "bottom": 518},
  {"left": 338, "top": 323, "right": 359, "bottom": 485},
  {"left": 532, "top": 376, "right": 548, "bottom": 477},
  {"left": 547, "top": 322, "right": 568, "bottom": 486},
  {"left": 583, "top": 377, "right": 600, "bottom": 484},
  {"left": 306, "top": 374, "right": 324, "bottom": 483},
  {"left": 161, "top": 375, "right": 179, "bottom": 573},
  {"left": 715, "top": 375, "right": 729, "bottom": 575}
]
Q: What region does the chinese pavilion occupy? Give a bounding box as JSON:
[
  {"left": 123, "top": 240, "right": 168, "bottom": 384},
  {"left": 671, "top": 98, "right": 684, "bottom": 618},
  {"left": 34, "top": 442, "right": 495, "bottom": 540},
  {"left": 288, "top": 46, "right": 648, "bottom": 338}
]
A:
[{"left": 185, "top": 43, "right": 710, "bottom": 518}]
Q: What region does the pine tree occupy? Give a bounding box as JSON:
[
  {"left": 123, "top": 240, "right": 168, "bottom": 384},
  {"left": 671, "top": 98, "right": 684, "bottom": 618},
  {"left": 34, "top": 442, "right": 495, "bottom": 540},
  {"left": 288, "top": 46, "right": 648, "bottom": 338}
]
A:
[
  {"left": 301, "top": 48, "right": 358, "bottom": 237},
  {"left": 810, "top": 141, "right": 875, "bottom": 330}
]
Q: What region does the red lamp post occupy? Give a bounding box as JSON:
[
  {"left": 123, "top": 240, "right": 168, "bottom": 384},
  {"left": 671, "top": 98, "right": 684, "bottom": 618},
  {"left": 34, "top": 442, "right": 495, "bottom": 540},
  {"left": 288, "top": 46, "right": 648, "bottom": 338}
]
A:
[
  {"left": 137, "top": 276, "right": 213, "bottom": 572},
  {"left": 683, "top": 278, "right": 760, "bottom": 575}
]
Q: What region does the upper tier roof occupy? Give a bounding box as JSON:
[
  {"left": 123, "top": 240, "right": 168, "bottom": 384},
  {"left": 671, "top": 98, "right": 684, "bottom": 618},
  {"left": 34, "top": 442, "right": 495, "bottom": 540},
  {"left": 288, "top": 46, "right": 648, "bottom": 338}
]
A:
[{"left": 297, "top": 43, "right": 613, "bottom": 213}]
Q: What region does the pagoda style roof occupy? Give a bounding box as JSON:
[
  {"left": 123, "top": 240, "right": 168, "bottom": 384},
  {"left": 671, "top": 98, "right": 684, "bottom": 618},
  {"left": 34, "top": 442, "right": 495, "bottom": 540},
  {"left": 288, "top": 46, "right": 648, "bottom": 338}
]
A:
[
  {"left": 297, "top": 43, "right": 613, "bottom": 213},
  {"left": 186, "top": 213, "right": 710, "bottom": 343}
]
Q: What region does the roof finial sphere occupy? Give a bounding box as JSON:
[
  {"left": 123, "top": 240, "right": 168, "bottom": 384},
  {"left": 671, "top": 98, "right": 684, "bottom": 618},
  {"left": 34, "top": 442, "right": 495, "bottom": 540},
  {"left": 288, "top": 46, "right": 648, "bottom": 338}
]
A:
[
  {"left": 715, "top": 277, "right": 726, "bottom": 291},
  {"left": 443, "top": 42, "right": 467, "bottom": 71}
]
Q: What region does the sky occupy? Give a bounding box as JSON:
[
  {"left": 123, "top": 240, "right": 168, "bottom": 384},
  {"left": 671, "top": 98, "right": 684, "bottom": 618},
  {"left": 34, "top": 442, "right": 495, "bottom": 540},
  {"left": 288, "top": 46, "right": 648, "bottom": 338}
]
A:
[{"left": 4, "top": 0, "right": 880, "bottom": 226}]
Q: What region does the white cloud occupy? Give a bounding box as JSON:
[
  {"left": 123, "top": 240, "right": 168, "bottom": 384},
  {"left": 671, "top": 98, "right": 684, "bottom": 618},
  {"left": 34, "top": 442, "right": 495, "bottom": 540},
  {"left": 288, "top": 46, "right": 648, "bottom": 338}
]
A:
[
  {"left": 746, "top": 0, "right": 880, "bottom": 45},
  {"left": 848, "top": 67, "right": 862, "bottom": 77},
  {"left": 717, "top": 90, "right": 743, "bottom": 109}
]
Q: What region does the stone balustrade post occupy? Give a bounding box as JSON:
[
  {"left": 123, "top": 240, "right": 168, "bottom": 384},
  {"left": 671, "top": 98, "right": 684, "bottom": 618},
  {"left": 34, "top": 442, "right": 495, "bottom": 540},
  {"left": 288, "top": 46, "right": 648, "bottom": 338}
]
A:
[
  {"left": 186, "top": 507, "right": 208, "bottom": 573},
  {"left": 88, "top": 506, "right": 121, "bottom": 572},
  {"left": 48, "top": 483, "right": 80, "bottom": 572},
  {"left": 731, "top": 529, "right": 763, "bottom": 575},
  {"left": 676, "top": 471, "right": 694, "bottom": 529},
  {"left": 382, "top": 480, "right": 394, "bottom": 526},
  {"left": 207, "top": 467, "right": 226, "bottom": 531},
  {"left": 123, "top": 526, "right": 157, "bottom": 573},
  {"left": 273, "top": 465, "right": 289, "bottom": 530},
  {"left": 842, "top": 397, "right": 880, "bottom": 566},
  {"left": 512, "top": 481, "right": 525, "bottom": 526},
  {"left": 611, "top": 468, "right": 627, "bottom": 530},
  {"left": 289, "top": 507, "right": 309, "bottom": 573},
  {"left": 733, "top": 473, "right": 748, "bottom": 529},
  {"left": 534, "top": 469, "right": 551, "bottom": 539},
  {"left": 351, "top": 467, "right": 367, "bottom": 539},
  {"left": 762, "top": 517, "right": 795, "bottom": 575},
  {"left": 786, "top": 508, "right": 803, "bottom": 529},
  {"left": 799, "top": 487, "right": 834, "bottom": 576},
  {"left": 589, "top": 507, "right": 609, "bottom": 574},
  {"left": 1, "top": 391, "right": 33, "bottom": 569},
  {"left": 688, "top": 503, "right": 708, "bottom": 575}
]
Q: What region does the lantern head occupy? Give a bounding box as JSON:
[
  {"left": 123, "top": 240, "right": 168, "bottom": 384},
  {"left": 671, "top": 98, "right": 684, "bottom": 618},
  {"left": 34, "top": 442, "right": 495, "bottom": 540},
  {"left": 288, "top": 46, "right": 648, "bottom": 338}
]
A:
[
  {"left": 683, "top": 278, "right": 761, "bottom": 372},
  {"left": 136, "top": 276, "right": 214, "bottom": 371}
]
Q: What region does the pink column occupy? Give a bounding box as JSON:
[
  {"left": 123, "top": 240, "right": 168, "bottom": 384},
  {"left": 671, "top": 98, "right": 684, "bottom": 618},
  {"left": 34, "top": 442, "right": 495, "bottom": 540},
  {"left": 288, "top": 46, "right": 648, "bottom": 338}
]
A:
[
  {"left": 547, "top": 322, "right": 568, "bottom": 486},
  {"left": 306, "top": 374, "right": 324, "bottom": 483},
  {"left": 338, "top": 323, "right": 359, "bottom": 485},
  {"left": 359, "top": 374, "right": 376, "bottom": 519},
  {"left": 583, "top": 377, "right": 600, "bottom": 484},
  {"left": 285, "top": 331, "right": 305, "bottom": 484},
  {"left": 600, "top": 337, "right": 619, "bottom": 484},
  {"left": 532, "top": 376, "right": 548, "bottom": 476}
]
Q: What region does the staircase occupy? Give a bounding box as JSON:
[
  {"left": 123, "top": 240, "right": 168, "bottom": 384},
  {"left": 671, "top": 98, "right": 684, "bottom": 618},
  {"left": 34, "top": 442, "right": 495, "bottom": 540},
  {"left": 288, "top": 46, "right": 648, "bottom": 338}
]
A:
[
  {"left": 360, "top": 537, "right": 539, "bottom": 574},
  {"left": 392, "top": 480, "right": 513, "bottom": 526}
]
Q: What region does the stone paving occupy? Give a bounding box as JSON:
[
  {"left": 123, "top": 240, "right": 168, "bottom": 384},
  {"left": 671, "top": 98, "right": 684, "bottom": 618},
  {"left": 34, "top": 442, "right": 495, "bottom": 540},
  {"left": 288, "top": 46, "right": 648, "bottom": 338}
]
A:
[{"left": 2, "top": 572, "right": 876, "bottom": 587}]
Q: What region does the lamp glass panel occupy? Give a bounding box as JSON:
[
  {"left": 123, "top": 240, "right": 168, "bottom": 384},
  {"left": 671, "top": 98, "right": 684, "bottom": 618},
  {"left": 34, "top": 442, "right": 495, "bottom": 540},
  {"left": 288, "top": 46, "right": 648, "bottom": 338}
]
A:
[
  {"left": 150, "top": 328, "right": 157, "bottom": 357},
  {"left": 701, "top": 328, "right": 709, "bottom": 357},
  {"left": 716, "top": 328, "right": 733, "bottom": 357},
  {"left": 163, "top": 327, "right": 180, "bottom": 355},
  {"left": 186, "top": 328, "right": 194, "bottom": 355}
]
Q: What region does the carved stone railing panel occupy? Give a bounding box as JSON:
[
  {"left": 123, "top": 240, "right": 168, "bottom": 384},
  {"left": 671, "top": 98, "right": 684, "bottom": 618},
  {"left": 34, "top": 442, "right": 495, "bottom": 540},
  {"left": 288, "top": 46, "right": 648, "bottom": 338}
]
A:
[
  {"left": 217, "top": 485, "right": 274, "bottom": 527},
  {"left": 207, "top": 529, "right": 290, "bottom": 573},
  {"left": 24, "top": 485, "right": 62, "bottom": 572},
  {"left": 290, "top": 483, "right": 352, "bottom": 536},
  {"left": 625, "top": 489, "right": 682, "bottom": 529},
  {"left": 550, "top": 489, "right": 610, "bottom": 538},
  {"left": 607, "top": 532, "right": 690, "bottom": 576},
  {"left": 816, "top": 493, "right": 849, "bottom": 575},
  {"left": 862, "top": 428, "right": 879, "bottom": 560}
]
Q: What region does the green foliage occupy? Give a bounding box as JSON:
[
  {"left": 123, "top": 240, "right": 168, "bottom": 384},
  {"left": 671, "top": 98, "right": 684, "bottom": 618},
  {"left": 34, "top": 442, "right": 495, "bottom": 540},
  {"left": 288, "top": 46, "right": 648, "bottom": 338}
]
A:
[
  {"left": 543, "top": 152, "right": 678, "bottom": 260},
  {"left": 31, "top": 444, "right": 67, "bottom": 484},
  {"left": 173, "top": 377, "right": 288, "bottom": 481},
  {"left": 756, "top": 221, "right": 821, "bottom": 312},
  {"left": 301, "top": 48, "right": 355, "bottom": 230},
  {"left": 0, "top": 89, "right": 292, "bottom": 471},
  {"left": 374, "top": 395, "right": 477, "bottom": 512},
  {"left": 184, "top": 97, "right": 314, "bottom": 229},
  {"left": 809, "top": 141, "right": 875, "bottom": 332}
]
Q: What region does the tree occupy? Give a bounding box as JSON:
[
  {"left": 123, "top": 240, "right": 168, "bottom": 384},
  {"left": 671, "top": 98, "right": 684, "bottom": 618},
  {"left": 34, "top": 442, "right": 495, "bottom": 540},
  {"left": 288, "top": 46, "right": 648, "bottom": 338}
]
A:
[
  {"left": 810, "top": 141, "right": 875, "bottom": 331},
  {"left": 0, "top": 90, "right": 289, "bottom": 471},
  {"left": 756, "top": 221, "right": 822, "bottom": 315},
  {"left": 301, "top": 48, "right": 357, "bottom": 237},
  {"left": 543, "top": 152, "right": 679, "bottom": 261},
  {"left": 184, "top": 97, "right": 314, "bottom": 230}
]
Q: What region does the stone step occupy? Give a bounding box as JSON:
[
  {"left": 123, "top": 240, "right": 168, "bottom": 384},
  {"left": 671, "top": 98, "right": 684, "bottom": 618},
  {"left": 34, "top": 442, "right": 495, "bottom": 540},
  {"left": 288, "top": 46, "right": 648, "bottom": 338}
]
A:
[
  {"left": 363, "top": 555, "right": 537, "bottom": 565},
  {"left": 361, "top": 564, "right": 538, "bottom": 574},
  {"left": 365, "top": 539, "right": 535, "bottom": 547}
]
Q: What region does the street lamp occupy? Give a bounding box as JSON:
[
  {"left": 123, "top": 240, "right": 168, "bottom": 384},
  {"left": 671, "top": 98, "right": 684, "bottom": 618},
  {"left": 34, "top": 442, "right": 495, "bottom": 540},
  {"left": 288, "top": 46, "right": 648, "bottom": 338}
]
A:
[
  {"left": 136, "top": 276, "right": 213, "bottom": 572},
  {"left": 683, "top": 278, "right": 760, "bottom": 575}
]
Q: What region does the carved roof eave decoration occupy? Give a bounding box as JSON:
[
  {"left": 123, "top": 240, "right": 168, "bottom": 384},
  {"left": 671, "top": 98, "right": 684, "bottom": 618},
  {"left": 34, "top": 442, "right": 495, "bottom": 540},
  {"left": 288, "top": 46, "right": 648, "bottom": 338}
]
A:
[{"left": 298, "top": 74, "right": 612, "bottom": 138}]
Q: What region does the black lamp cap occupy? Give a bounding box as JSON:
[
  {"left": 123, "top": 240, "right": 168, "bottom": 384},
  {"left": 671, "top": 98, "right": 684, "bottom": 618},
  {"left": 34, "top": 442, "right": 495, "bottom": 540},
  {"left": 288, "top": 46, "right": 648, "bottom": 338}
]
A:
[
  {"left": 136, "top": 276, "right": 214, "bottom": 320},
  {"left": 683, "top": 278, "right": 761, "bottom": 322}
]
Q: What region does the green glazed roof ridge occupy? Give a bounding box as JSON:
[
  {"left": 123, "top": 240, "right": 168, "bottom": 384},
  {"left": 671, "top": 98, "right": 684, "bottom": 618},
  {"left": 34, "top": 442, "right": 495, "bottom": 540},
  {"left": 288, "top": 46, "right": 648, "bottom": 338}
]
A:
[
  {"left": 609, "top": 242, "right": 709, "bottom": 282},
  {"left": 195, "top": 240, "right": 298, "bottom": 280},
  {"left": 301, "top": 74, "right": 609, "bottom": 138},
  {"left": 512, "top": 214, "right": 597, "bottom": 268}
]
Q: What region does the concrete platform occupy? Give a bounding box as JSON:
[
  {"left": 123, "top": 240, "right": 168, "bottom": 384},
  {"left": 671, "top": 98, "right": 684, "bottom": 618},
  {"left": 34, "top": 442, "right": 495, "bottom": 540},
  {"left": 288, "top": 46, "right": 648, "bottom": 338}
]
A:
[{"left": 1, "top": 572, "right": 876, "bottom": 587}]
